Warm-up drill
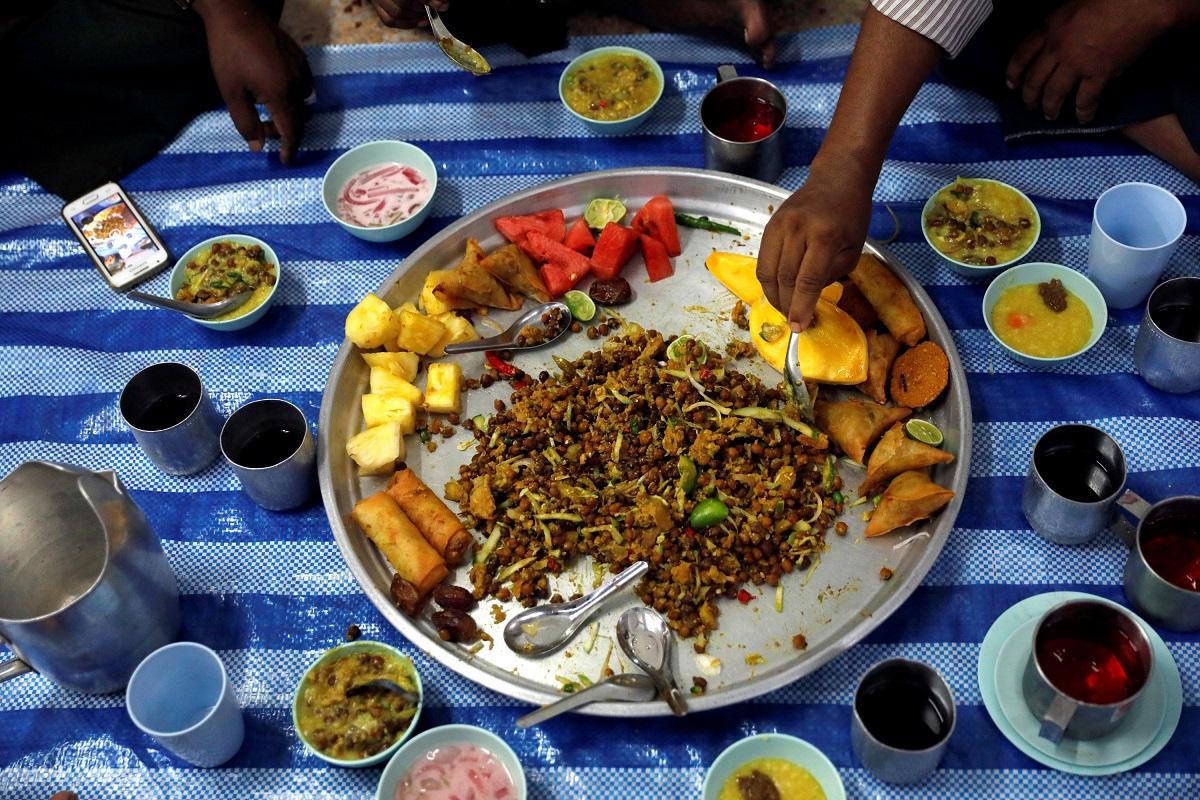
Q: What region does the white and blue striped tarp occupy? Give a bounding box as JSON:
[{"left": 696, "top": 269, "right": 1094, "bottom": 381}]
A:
[{"left": 2, "top": 26, "right": 1198, "bottom": 799}]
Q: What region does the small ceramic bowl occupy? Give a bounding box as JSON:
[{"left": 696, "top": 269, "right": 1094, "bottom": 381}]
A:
[
  {"left": 703, "top": 733, "right": 845, "bottom": 800},
  {"left": 559, "top": 46, "right": 664, "bottom": 135},
  {"left": 982, "top": 261, "right": 1108, "bottom": 367},
  {"left": 321, "top": 140, "right": 438, "bottom": 243},
  {"left": 169, "top": 234, "right": 281, "bottom": 332},
  {"left": 376, "top": 724, "right": 527, "bottom": 800},
  {"left": 922, "top": 178, "right": 1041, "bottom": 279},
  {"left": 292, "top": 640, "right": 423, "bottom": 768}
]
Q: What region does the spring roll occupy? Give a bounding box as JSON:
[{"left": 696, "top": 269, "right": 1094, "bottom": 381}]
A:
[
  {"left": 848, "top": 254, "right": 926, "bottom": 346},
  {"left": 387, "top": 468, "right": 473, "bottom": 566},
  {"left": 352, "top": 492, "right": 447, "bottom": 596}
]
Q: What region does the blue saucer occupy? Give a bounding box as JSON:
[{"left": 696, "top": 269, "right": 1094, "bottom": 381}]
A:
[{"left": 977, "top": 591, "right": 1182, "bottom": 776}]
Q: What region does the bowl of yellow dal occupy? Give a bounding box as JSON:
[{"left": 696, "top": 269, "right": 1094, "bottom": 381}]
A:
[
  {"left": 559, "top": 47, "right": 664, "bottom": 135},
  {"left": 983, "top": 262, "right": 1107, "bottom": 367},
  {"left": 922, "top": 177, "right": 1040, "bottom": 278},
  {"left": 169, "top": 234, "right": 281, "bottom": 331},
  {"left": 703, "top": 733, "right": 845, "bottom": 800}
]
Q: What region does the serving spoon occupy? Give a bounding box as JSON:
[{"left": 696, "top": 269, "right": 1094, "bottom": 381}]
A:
[
  {"left": 503, "top": 561, "right": 648, "bottom": 657},
  {"left": 617, "top": 606, "right": 688, "bottom": 716},
  {"left": 443, "top": 300, "right": 572, "bottom": 355},
  {"left": 344, "top": 678, "right": 421, "bottom": 706},
  {"left": 515, "top": 673, "right": 657, "bottom": 728},
  {"left": 425, "top": 4, "right": 491, "bottom": 76},
  {"left": 127, "top": 289, "right": 253, "bottom": 319},
  {"left": 784, "top": 329, "right": 815, "bottom": 420}
]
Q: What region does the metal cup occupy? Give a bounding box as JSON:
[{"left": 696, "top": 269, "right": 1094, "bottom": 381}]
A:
[
  {"left": 700, "top": 64, "right": 787, "bottom": 183},
  {"left": 851, "top": 658, "right": 956, "bottom": 784},
  {"left": 1021, "top": 599, "right": 1154, "bottom": 743},
  {"left": 120, "top": 362, "right": 222, "bottom": 475},
  {"left": 1134, "top": 276, "right": 1200, "bottom": 394},
  {"left": 1115, "top": 491, "right": 1200, "bottom": 631},
  {"left": 1021, "top": 424, "right": 1127, "bottom": 545},
  {"left": 220, "top": 398, "right": 315, "bottom": 511}
]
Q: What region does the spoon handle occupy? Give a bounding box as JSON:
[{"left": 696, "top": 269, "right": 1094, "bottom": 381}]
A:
[
  {"left": 443, "top": 334, "right": 513, "bottom": 355},
  {"left": 568, "top": 560, "right": 649, "bottom": 621},
  {"left": 423, "top": 4, "right": 451, "bottom": 39},
  {"left": 127, "top": 291, "right": 202, "bottom": 315}
]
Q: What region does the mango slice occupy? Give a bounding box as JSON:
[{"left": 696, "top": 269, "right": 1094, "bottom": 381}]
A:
[{"left": 705, "top": 251, "right": 843, "bottom": 306}]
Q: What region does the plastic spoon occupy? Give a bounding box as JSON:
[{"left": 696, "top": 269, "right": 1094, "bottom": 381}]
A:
[
  {"left": 515, "top": 673, "right": 657, "bottom": 728},
  {"left": 503, "top": 561, "right": 649, "bottom": 657},
  {"left": 617, "top": 606, "right": 688, "bottom": 716},
  {"left": 443, "top": 301, "right": 572, "bottom": 355},
  {"left": 127, "top": 289, "right": 253, "bottom": 319}
]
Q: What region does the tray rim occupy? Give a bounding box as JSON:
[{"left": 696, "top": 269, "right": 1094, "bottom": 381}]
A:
[{"left": 317, "top": 166, "right": 973, "bottom": 716}]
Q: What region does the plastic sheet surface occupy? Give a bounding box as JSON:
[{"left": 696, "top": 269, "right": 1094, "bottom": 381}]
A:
[{"left": 1, "top": 27, "right": 1199, "bottom": 800}]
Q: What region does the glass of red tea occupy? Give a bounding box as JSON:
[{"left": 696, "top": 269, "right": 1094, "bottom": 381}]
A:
[
  {"left": 700, "top": 65, "right": 787, "bottom": 182},
  {"left": 1119, "top": 493, "right": 1200, "bottom": 631},
  {"left": 1021, "top": 598, "right": 1154, "bottom": 743}
]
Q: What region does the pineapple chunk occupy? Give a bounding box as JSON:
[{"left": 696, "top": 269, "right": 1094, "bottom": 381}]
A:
[
  {"left": 361, "top": 351, "right": 419, "bottom": 382},
  {"left": 346, "top": 422, "right": 405, "bottom": 475},
  {"left": 393, "top": 301, "right": 419, "bottom": 316},
  {"left": 361, "top": 393, "right": 417, "bottom": 433},
  {"left": 425, "top": 362, "right": 462, "bottom": 415},
  {"left": 396, "top": 309, "right": 447, "bottom": 355},
  {"left": 429, "top": 313, "right": 481, "bottom": 357},
  {"left": 345, "top": 294, "right": 398, "bottom": 350},
  {"left": 369, "top": 368, "right": 423, "bottom": 404}
]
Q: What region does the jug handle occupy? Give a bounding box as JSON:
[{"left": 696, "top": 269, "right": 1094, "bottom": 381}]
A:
[
  {"left": 1112, "top": 490, "right": 1152, "bottom": 548},
  {"left": 0, "top": 634, "right": 34, "bottom": 684},
  {"left": 716, "top": 64, "right": 738, "bottom": 83}
]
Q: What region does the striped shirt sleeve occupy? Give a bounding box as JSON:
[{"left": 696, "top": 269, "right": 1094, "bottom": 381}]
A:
[{"left": 870, "top": 0, "right": 993, "bottom": 58}]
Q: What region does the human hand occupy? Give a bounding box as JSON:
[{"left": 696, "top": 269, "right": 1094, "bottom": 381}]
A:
[
  {"left": 373, "top": 0, "right": 448, "bottom": 28},
  {"left": 1005, "top": 0, "right": 1176, "bottom": 123},
  {"left": 197, "top": 0, "right": 313, "bottom": 163},
  {"left": 757, "top": 157, "right": 874, "bottom": 331}
]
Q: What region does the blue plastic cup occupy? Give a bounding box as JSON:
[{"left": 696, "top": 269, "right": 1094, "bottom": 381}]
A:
[
  {"left": 125, "top": 642, "right": 244, "bottom": 767},
  {"left": 1087, "top": 182, "right": 1186, "bottom": 310}
]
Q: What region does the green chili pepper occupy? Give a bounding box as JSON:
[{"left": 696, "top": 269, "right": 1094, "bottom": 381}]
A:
[
  {"left": 673, "top": 212, "right": 741, "bottom": 236},
  {"left": 677, "top": 455, "right": 698, "bottom": 496},
  {"left": 832, "top": 490, "right": 845, "bottom": 505},
  {"left": 226, "top": 270, "right": 246, "bottom": 284},
  {"left": 208, "top": 280, "right": 227, "bottom": 290},
  {"left": 630, "top": 417, "right": 642, "bottom": 434},
  {"left": 689, "top": 497, "right": 729, "bottom": 529}
]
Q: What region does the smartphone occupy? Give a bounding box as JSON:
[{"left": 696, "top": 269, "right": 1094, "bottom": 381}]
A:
[{"left": 61, "top": 182, "right": 170, "bottom": 291}]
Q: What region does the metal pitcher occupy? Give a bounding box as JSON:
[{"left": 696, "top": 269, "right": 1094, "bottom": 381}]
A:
[{"left": 0, "top": 461, "right": 180, "bottom": 694}]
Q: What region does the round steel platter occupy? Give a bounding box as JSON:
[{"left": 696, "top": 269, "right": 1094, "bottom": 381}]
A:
[{"left": 318, "top": 167, "right": 972, "bottom": 716}]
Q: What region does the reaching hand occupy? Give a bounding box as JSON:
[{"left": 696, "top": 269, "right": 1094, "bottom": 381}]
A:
[
  {"left": 1005, "top": 0, "right": 1174, "bottom": 123},
  {"left": 757, "top": 157, "right": 874, "bottom": 331},
  {"left": 373, "top": 0, "right": 448, "bottom": 28},
  {"left": 198, "top": 0, "right": 313, "bottom": 163}
]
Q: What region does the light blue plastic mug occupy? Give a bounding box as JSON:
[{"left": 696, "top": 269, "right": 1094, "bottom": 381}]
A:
[
  {"left": 1087, "top": 182, "right": 1186, "bottom": 309},
  {"left": 126, "top": 642, "right": 245, "bottom": 767}
]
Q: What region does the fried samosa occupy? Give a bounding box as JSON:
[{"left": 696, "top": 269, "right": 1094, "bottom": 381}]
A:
[
  {"left": 865, "top": 470, "right": 954, "bottom": 537},
  {"left": 848, "top": 254, "right": 926, "bottom": 346},
  {"left": 861, "top": 423, "right": 954, "bottom": 496},
  {"left": 436, "top": 239, "right": 522, "bottom": 311},
  {"left": 479, "top": 243, "right": 550, "bottom": 302},
  {"left": 814, "top": 398, "right": 911, "bottom": 464},
  {"left": 857, "top": 330, "right": 901, "bottom": 404}
]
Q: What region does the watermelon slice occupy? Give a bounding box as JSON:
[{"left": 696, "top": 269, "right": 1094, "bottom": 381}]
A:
[
  {"left": 564, "top": 218, "right": 597, "bottom": 254},
  {"left": 538, "top": 263, "right": 578, "bottom": 298},
  {"left": 524, "top": 230, "right": 591, "bottom": 295},
  {"left": 631, "top": 196, "right": 681, "bottom": 257},
  {"left": 590, "top": 223, "right": 639, "bottom": 280},
  {"left": 494, "top": 209, "right": 567, "bottom": 245},
  {"left": 639, "top": 234, "right": 673, "bottom": 282}
]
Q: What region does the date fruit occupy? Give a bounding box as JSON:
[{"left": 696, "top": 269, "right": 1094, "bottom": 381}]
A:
[
  {"left": 390, "top": 574, "right": 423, "bottom": 617},
  {"left": 431, "top": 609, "right": 478, "bottom": 643},
  {"left": 433, "top": 584, "right": 476, "bottom": 611}
]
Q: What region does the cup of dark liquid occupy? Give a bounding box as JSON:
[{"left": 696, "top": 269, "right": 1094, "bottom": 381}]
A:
[
  {"left": 1021, "top": 598, "right": 1154, "bottom": 743},
  {"left": 700, "top": 65, "right": 787, "bottom": 183},
  {"left": 120, "top": 363, "right": 222, "bottom": 475},
  {"left": 1021, "top": 423, "right": 1127, "bottom": 545},
  {"left": 1134, "top": 276, "right": 1200, "bottom": 394},
  {"left": 1115, "top": 491, "right": 1200, "bottom": 631},
  {"left": 851, "top": 659, "right": 956, "bottom": 784},
  {"left": 220, "top": 398, "right": 315, "bottom": 510}
]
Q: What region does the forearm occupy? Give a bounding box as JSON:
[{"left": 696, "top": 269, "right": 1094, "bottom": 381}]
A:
[
  {"left": 811, "top": 6, "right": 944, "bottom": 185},
  {"left": 1166, "top": 0, "right": 1200, "bottom": 25},
  {"left": 192, "top": 0, "right": 261, "bottom": 26}
]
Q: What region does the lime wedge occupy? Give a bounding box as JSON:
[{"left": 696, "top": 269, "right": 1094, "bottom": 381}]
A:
[
  {"left": 905, "top": 419, "right": 944, "bottom": 447},
  {"left": 584, "top": 198, "right": 627, "bottom": 229},
  {"left": 563, "top": 290, "right": 596, "bottom": 322},
  {"left": 666, "top": 334, "right": 709, "bottom": 365}
]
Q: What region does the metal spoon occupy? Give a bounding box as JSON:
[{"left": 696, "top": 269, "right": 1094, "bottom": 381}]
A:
[
  {"left": 515, "top": 673, "right": 657, "bottom": 728},
  {"left": 344, "top": 678, "right": 421, "bottom": 706},
  {"left": 425, "top": 4, "right": 491, "bottom": 76},
  {"left": 443, "top": 300, "right": 572, "bottom": 355},
  {"left": 127, "top": 289, "right": 254, "bottom": 320},
  {"left": 617, "top": 606, "right": 688, "bottom": 716},
  {"left": 503, "top": 561, "right": 648, "bottom": 657},
  {"left": 784, "top": 329, "right": 815, "bottom": 420}
]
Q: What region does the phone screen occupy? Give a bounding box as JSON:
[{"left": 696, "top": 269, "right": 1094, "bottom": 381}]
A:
[{"left": 69, "top": 191, "right": 165, "bottom": 278}]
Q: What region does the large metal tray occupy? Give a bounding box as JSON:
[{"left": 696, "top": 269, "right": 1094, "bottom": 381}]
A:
[{"left": 318, "top": 168, "right": 972, "bottom": 716}]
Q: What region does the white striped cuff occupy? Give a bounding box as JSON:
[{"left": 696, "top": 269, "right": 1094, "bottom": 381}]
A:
[{"left": 871, "top": 0, "right": 993, "bottom": 58}]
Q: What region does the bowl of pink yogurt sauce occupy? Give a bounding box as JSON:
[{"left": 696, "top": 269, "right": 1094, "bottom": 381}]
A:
[
  {"left": 322, "top": 140, "right": 438, "bottom": 242},
  {"left": 376, "top": 724, "right": 526, "bottom": 800}
]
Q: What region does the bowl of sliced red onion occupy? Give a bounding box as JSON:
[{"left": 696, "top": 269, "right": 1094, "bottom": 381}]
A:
[{"left": 322, "top": 140, "right": 438, "bottom": 242}]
